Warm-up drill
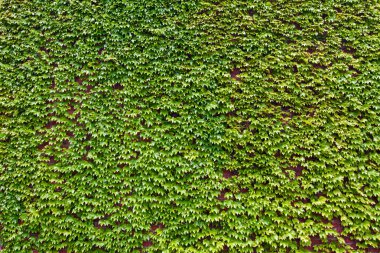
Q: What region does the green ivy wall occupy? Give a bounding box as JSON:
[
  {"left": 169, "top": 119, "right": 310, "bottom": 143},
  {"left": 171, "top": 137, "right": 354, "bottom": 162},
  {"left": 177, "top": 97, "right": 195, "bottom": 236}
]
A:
[{"left": 1, "top": 0, "right": 380, "bottom": 252}]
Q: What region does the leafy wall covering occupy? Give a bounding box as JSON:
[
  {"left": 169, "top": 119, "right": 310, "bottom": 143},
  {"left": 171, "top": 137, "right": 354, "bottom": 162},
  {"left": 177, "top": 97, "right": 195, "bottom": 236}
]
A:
[{"left": 1, "top": 0, "right": 380, "bottom": 252}]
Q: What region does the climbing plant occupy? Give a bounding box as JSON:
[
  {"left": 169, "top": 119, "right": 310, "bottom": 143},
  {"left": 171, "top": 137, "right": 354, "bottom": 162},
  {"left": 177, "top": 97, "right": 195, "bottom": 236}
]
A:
[{"left": 1, "top": 0, "right": 380, "bottom": 252}]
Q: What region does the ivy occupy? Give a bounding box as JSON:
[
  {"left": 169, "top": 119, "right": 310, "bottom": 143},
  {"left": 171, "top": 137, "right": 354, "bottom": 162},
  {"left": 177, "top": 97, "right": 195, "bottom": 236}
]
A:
[{"left": 0, "top": 0, "right": 380, "bottom": 252}]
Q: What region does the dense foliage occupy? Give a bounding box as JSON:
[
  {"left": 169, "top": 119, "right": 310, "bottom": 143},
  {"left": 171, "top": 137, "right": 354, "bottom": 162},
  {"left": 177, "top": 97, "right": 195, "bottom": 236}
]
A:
[{"left": 1, "top": 0, "right": 380, "bottom": 252}]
